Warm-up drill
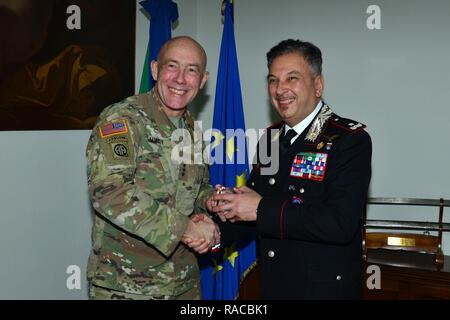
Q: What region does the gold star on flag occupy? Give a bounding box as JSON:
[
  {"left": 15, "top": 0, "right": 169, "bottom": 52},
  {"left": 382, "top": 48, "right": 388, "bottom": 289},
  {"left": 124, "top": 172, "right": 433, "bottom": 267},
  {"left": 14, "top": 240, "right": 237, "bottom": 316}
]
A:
[
  {"left": 212, "top": 258, "right": 223, "bottom": 274},
  {"left": 224, "top": 244, "right": 239, "bottom": 268},
  {"left": 236, "top": 171, "right": 246, "bottom": 187},
  {"left": 211, "top": 130, "right": 225, "bottom": 150},
  {"left": 226, "top": 134, "right": 236, "bottom": 161}
]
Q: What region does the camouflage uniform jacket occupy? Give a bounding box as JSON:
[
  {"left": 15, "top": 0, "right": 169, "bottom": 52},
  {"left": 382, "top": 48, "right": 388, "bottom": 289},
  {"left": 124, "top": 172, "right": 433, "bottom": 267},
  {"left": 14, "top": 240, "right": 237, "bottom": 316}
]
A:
[{"left": 86, "top": 88, "right": 213, "bottom": 298}]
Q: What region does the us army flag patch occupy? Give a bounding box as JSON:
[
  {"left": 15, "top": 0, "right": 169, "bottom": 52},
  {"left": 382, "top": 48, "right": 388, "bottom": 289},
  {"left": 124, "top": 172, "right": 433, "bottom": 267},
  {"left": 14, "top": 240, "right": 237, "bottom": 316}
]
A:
[
  {"left": 99, "top": 119, "right": 128, "bottom": 138},
  {"left": 99, "top": 119, "right": 134, "bottom": 164}
]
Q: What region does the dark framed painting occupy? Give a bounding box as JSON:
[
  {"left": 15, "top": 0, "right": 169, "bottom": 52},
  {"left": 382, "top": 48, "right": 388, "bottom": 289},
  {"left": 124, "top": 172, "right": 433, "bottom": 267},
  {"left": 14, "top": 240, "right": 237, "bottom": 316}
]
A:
[{"left": 0, "top": 0, "right": 135, "bottom": 130}]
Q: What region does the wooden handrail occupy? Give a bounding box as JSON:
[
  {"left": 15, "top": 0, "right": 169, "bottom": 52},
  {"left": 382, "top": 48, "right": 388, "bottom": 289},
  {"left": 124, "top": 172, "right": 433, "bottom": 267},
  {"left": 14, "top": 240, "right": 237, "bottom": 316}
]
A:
[
  {"left": 364, "top": 197, "right": 448, "bottom": 269},
  {"left": 366, "top": 197, "right": 450, "bottom": 232},
  {"left": 365, "top": 220, "right": 450, "bottom": 231},
  {"left": 368, "top": 197, "right": 450, "bottom": 207}
]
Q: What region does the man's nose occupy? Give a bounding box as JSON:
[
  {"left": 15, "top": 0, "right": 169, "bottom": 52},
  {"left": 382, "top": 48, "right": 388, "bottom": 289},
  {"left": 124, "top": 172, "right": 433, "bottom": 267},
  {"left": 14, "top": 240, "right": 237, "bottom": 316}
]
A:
[
  {"left": 175, "top": 69, "right": 187, "bottom": 84},
  {"left": 275, "top": 80, "right": 287, "bottom": 96}
]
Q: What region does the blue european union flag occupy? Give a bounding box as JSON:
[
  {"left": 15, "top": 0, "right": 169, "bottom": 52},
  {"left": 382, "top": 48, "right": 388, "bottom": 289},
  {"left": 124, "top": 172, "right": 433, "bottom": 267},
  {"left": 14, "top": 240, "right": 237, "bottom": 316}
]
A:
[
  {"left": 139, "top": 0, "right": 178, "bottom": 93},
  {"left": 199, "top": 0, "right": 257, "bottom": 300}
]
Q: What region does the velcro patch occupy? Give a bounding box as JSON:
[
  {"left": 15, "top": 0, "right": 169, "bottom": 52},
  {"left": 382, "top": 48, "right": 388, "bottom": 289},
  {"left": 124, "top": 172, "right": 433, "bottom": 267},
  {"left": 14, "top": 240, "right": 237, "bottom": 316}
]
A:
[
  {"left": 99, "top": 120, "right": 128, "bottom": 138},
  {"left": 112, "top": 141, "right": 130, "bottom": 159},
  {"left": 290, "top": 152, "right": 328, "bottom": 181},
  {"left": 101, "top": 133, "right": 134, "bottom": 163}
]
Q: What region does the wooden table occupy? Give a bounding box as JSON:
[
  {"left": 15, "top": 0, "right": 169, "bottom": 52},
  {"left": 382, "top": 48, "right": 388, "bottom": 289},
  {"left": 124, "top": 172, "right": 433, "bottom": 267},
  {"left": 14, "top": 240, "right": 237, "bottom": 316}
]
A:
[{"left": 363, "top": 251, "right": 450, "bottom": 299}]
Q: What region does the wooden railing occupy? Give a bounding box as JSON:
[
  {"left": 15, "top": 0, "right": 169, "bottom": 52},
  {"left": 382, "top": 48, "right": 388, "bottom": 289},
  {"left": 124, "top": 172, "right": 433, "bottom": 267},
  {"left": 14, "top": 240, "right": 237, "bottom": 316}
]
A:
[{"left": 363, "top": 197, "right": 450, "bottom": 270}]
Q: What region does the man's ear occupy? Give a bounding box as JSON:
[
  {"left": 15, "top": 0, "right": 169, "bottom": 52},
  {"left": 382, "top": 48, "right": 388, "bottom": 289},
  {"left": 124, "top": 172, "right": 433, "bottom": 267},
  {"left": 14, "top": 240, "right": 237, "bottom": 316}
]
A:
[
  {"left": 200, "top": 71, "right": 209, "bottom": 89},
  {"left": 314, "top": 74, "right": 324, "bottom": 98},
  {"left": 150, "top": 60, "right": 158, "bottom": 81}
]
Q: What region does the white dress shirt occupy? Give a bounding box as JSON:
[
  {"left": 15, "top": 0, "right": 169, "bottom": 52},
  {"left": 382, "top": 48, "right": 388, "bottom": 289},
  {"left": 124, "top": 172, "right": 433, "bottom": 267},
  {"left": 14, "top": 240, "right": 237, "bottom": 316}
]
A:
[{"left": 284, "top": 100, "right": 323, "bottom": 144}]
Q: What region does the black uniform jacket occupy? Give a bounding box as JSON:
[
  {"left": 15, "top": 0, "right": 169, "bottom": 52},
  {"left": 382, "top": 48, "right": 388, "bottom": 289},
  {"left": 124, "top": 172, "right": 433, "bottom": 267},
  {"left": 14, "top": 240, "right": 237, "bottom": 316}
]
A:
[{"left": 219, "top": 103, "right": 372, "bottom": 300}]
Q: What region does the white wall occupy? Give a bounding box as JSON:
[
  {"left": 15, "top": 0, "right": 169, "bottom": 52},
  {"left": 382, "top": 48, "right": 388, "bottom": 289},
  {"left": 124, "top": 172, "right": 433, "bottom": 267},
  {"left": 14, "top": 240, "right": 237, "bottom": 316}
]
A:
[
  {"left": 0, "top": 130, "right": 92, "bottom": 299},
  {"left": 1, "top": 0, "right": 449, "bottom": 299}
]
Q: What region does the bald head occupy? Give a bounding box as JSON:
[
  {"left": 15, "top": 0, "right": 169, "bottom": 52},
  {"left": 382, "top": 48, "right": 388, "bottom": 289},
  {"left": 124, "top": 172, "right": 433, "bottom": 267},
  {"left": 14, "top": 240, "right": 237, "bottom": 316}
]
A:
[
  {"left": 157, "top": 36, "right": 207, "bottom": 72},
  {"left": 150, "top": 36, "right": 209, "bottom": 117}
]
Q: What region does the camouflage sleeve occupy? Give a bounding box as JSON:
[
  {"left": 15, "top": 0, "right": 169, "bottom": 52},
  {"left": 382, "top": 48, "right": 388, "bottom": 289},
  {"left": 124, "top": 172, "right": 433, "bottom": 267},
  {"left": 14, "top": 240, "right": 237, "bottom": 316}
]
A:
[
  {"left": 194, "top": 164, "right": 214, "bottom": 214},
  {"left": 86, "top": 113, "right": 190, "bottom": 257}
]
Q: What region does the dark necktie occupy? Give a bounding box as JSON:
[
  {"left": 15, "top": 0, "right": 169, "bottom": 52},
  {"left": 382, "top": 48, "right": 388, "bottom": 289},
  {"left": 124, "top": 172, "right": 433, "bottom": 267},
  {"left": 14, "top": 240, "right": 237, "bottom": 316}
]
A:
[{"left": 280, "top": 128, "right": 297, "bottom": 156}]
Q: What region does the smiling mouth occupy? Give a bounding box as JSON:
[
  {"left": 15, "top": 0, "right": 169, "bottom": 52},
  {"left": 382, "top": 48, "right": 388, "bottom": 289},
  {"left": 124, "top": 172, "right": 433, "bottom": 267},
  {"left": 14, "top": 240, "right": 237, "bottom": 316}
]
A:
[
  {"left": 169, "top": 87, "right": 187, "bottom": 96},
  {"left": 277, "top": 97, "right": 295, "bottom": 107}
]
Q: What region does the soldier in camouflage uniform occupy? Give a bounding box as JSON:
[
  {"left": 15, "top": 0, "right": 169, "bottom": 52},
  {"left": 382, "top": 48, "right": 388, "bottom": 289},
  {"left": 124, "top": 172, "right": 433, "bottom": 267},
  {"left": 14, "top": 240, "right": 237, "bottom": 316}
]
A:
[{"left": 86, "top": 36, "right": 218, "bottom": 300}]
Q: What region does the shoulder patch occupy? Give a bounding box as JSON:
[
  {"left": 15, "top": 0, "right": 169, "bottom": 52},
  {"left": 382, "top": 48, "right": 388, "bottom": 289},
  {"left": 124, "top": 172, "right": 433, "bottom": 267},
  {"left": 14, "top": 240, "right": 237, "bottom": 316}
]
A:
[
  {"left": 98, "top": 119, "right": 135, "bottom": 164},
  {"left": 330, "top": 116, "right": 366, "bottom": 133},
  {"left": 99, "top": 119, "right": 129, "bottom": 138}
]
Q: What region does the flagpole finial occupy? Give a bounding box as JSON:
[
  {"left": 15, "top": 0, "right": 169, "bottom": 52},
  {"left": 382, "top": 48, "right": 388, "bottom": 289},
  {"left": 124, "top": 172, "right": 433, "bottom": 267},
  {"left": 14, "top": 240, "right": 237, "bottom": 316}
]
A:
[
  {"left": 221, "top": 0, "right": 233, "bottom": 17},
  {"left": 221, "top": 0, "right": 226, "bottom": 16}
]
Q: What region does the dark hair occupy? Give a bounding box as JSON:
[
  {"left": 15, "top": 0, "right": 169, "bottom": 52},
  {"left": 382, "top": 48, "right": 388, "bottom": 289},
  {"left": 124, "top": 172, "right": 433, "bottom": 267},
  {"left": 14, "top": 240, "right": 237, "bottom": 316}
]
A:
[{"left": 266, "top": 39, "right": 322, "bottom": 76}]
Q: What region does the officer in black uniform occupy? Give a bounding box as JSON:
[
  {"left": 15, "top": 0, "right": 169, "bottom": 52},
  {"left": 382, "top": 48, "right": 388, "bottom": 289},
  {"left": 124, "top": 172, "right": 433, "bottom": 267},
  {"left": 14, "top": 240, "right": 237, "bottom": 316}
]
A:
[{"left": 209, "top": 39, "right": 372, "bottom": 299}]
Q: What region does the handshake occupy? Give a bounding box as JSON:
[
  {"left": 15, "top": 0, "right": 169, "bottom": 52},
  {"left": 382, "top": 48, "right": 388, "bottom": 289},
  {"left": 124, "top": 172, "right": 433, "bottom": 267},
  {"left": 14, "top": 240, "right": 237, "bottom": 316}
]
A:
[
  {"left": 182, "top": 185, "right": 262, "bottom": 255},
  {"left": 181, "top": 186, "right": 233, "bottom": 255},
  {"left": 182, "top": 213, "right": 221, "bottom": 255}
]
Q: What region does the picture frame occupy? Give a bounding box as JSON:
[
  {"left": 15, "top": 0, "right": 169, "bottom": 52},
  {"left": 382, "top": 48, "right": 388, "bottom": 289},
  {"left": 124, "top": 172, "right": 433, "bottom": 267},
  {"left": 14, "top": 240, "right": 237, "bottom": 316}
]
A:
[{"left": 0, "top": 0, "right": 136, "bottom": 130}]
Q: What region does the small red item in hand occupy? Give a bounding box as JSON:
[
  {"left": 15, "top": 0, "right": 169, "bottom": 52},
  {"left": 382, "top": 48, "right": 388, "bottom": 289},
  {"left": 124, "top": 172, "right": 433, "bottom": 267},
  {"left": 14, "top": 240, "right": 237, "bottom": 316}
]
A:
[{"left": 210, "top": 243, "right": 221, "bottom": 253}]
